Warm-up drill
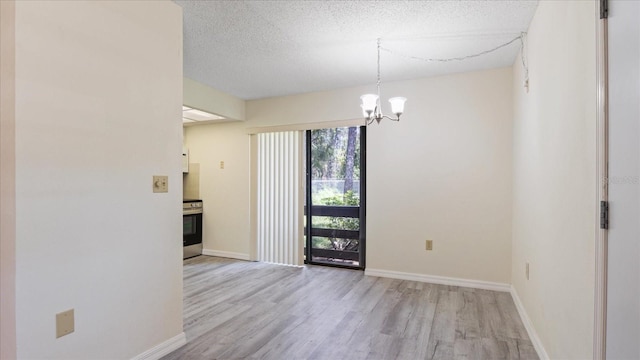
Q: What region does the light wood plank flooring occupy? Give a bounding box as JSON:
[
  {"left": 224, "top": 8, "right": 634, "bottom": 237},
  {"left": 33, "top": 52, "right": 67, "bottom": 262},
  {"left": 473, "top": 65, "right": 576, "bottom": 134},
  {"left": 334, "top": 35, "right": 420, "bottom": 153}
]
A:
[{"left": 162, "top": 256, "right": 538, "bottom": 360}]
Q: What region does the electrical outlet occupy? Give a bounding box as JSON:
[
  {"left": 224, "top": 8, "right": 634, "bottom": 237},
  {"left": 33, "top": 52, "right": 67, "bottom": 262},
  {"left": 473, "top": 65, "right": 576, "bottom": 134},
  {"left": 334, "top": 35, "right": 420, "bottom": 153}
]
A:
[
  {"left": 220, "top": 161, "right": 224, "bottom": 169},
  {"left": 425, "top": 240, "right": 433, "bottom": 251},
  {"left": 525, "top": 262, "right": 530, "bottom": 280},
  {"left": 56, "top": 309, "right": 74, "bottom": 338},
  {"left": 152, "top": 175, "right": 168, "bottom": 193}
]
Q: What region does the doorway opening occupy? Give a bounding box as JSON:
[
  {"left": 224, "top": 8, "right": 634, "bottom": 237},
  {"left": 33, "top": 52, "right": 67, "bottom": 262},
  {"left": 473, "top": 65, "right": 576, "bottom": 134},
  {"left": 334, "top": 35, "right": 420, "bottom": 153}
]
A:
[{"left": 304, "top": 126, "right": 366, "bottom": 269}]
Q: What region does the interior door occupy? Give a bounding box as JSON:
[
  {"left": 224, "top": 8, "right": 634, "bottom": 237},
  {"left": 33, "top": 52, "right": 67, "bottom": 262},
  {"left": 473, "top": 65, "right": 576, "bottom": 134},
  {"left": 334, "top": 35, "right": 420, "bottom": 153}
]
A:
[{"left": 606, "top": 1, "right": 640, "bottom": 358}]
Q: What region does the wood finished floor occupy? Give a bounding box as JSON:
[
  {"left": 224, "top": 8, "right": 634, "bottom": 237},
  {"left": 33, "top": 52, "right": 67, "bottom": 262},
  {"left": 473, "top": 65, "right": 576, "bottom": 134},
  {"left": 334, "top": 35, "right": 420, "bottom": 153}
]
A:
[{"left": 162, "top": 256, "right": 538, "bottom": 360}]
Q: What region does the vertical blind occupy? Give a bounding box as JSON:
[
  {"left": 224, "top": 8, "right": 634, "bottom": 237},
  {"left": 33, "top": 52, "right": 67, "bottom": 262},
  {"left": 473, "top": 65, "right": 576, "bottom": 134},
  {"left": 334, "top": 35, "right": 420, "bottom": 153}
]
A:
[{"left": 257, "top": 131, "right": 302, "bottom": 266}]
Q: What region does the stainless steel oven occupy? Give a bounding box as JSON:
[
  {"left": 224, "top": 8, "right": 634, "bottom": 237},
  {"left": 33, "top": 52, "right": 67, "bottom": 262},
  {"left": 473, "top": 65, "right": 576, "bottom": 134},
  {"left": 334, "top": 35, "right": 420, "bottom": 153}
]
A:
[{"left": 183, "top": 199, "right": 203, "bottom": 259}]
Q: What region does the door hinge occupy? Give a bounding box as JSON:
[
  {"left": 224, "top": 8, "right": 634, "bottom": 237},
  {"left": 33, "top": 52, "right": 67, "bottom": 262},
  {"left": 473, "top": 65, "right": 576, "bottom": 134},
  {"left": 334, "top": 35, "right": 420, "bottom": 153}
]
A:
[
  {"left": 600, "top": 0, "right": 608, "bottom": 19},
  {"left": 600, "top": 201, "right": 609, "bottom": 229}
]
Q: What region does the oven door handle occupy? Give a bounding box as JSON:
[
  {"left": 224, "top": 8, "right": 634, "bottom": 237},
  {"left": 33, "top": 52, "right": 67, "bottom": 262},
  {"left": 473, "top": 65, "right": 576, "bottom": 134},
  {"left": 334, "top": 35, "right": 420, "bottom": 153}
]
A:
[{"left": 183, "top": 209, "right": 203, "bottom": 215}]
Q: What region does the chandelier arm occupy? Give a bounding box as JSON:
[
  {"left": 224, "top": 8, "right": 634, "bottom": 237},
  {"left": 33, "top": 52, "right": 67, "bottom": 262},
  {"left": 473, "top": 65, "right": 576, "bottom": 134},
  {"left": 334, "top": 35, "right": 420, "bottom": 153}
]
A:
[{"left": 381, "top": 114, "right": 400, "bottom": 122}]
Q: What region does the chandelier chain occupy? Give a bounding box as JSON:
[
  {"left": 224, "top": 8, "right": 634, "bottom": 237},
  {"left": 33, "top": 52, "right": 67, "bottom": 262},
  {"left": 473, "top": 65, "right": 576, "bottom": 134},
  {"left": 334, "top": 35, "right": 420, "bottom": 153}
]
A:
[{"left": 376, "top": 38, "right": 382, "bottom": 113}]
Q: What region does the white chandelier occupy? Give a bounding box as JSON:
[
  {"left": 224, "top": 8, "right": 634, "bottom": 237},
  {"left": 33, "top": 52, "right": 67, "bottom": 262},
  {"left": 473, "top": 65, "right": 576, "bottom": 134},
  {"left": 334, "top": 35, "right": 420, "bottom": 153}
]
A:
[{"left": 360, "top": 38, "right": 407, "bottom": 125}]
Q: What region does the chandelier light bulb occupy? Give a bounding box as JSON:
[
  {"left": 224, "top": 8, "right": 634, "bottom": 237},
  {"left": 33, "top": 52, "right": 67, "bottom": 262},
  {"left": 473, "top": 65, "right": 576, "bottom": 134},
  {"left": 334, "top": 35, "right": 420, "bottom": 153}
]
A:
[
  {"left": 360, "top": 104, "right": 370, "bottom": 119},
  {"left": 388, "top": 97, "right": 407, "bottom": 116},
  {"left": 360, "top": 94, "right": 378, "bottom": 114}
]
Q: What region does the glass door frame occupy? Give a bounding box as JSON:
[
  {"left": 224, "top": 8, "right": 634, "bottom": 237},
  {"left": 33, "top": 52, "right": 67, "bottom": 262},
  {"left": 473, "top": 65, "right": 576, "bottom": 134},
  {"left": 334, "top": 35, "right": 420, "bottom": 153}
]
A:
[{"left": 304, "top": 126, "right": 366, "bottom": 270}]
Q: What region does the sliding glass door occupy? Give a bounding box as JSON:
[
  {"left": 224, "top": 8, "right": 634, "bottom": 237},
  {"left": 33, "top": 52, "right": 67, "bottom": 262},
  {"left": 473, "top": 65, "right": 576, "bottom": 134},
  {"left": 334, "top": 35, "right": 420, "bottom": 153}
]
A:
[{"left": 304, "top": 126, "right": 366, "bottom": 269}]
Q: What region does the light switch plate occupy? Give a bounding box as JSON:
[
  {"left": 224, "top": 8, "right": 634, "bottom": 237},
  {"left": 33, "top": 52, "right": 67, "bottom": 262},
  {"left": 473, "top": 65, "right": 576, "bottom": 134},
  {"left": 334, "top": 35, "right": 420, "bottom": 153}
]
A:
[
  {"left": 56, "top": 309, "right": 74, "bottom": 338},
  {"left": 425, "top": 240, "right": 433, "bottom": 251},
  {"left": 153, "top": 175, "right": 168, "bottom": 193}
]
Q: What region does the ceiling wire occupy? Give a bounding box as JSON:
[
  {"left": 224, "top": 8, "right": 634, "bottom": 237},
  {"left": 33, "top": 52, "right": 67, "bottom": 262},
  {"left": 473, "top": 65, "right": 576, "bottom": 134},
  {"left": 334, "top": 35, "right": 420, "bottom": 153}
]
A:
[
  {"left": 519, "top": 32, "right": 530, "bottom": 92},
  {"left": 379, "top": 33, "right": 530, "bottom": 89},
  {"left": 379, "top": 34, "right": 523, "bottom": 62}
]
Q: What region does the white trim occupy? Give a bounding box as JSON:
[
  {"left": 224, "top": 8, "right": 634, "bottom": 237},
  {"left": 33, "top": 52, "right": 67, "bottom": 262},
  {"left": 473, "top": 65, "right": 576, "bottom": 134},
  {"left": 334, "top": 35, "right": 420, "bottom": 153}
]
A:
[
  {"left": 247, "top": 118, "right": 366, "bottom": 134},
  {"left": 594, "top": 3, "right": 609, "bottom": 359},
  {"left": 130, "top": 332, "right": 186, "bottom": 360},
  {"left": 249, "top": 134, "right": 258, "bottom": 262},
  {"left": 262, "top": 261, "right": 304, "bottom": 268},
  {"left": 364, "top": 268, "right": 510, "bottom": 292},
  {"left": 202, "top": 249, "right": 251, "bottom": 261},
  {"left": 510, "top": 286, "right": 549, "bottom": 360}
]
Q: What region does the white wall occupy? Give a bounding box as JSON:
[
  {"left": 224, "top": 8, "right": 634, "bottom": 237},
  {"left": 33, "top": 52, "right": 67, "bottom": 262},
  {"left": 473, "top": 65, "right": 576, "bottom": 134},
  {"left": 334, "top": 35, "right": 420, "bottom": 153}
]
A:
[
  {"left": 184, "top": 77, "right": 245, "bottom": 121},
  {"left": 12, "top": 2, "right": 184, "bottom": 358},
  {"left": 187, "top": 67, "right": 514, "bottom": 285},
  {"left": 365, "top": 69, "right": 513, "bottom": 284},
  {"left": 606, "top": 0, "right": 640, "bottom": 358},
  {"left": 183, "top": 122, "right": 252, "bottom": 257},
  {"left": 0, "top": 1, "right": 17, "bottom": 358},
  {"left": 511, "top": 1, "right": 596, "bottom": 359}
]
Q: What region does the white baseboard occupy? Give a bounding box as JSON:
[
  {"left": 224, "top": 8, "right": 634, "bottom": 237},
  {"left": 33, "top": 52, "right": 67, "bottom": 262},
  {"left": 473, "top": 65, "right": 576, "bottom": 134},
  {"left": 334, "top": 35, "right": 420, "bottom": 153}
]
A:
[
  {"left": 262, "top": 261, "right": 304, "bottom": 268},
  {"left": 510, "top": 286, "right": 549, "bottom": 360},
  {"left": 364, "top": 268, "right": 511, "bottom": 292},
  {"left": 131, "top": 332, "right": 186, "bottom": 360},
  {"left": 202, "top": 249, "right": 250, "bottom": 261}
]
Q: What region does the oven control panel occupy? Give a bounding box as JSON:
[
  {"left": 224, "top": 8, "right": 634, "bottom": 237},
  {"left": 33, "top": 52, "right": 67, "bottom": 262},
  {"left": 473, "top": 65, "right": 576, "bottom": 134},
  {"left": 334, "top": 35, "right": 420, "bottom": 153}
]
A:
[
  {"left": 183, "top": 200, "right": 203, "bottom": 214},
  {"left": 183, "top": 202, "right": 202, "bottom": 209}
]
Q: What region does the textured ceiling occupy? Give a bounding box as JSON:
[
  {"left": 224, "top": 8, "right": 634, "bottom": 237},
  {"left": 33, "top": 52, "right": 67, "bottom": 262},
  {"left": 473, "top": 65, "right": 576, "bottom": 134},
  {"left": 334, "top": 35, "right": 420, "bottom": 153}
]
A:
[{"left": 175, "top": 0, "right": 538, "bottom": 100}]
